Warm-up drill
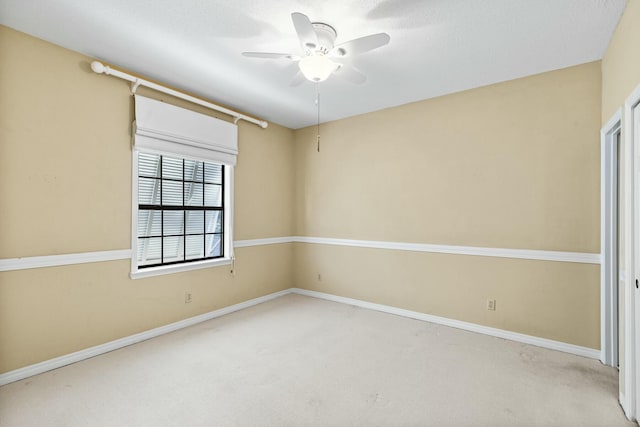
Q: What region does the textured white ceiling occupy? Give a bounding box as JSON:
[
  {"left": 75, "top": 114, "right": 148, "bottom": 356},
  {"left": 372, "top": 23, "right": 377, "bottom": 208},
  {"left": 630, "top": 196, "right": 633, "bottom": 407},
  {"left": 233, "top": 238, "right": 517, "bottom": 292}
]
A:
[{"left": 0, "top": 0, "right": 627, "bottom": 129}]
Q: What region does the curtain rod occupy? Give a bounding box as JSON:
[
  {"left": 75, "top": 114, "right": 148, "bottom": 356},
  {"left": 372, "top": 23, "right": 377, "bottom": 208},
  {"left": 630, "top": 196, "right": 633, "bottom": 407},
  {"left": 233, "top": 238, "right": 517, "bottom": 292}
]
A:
[{"left": 90, "top": 61, "right": 268, "bottom": 129}]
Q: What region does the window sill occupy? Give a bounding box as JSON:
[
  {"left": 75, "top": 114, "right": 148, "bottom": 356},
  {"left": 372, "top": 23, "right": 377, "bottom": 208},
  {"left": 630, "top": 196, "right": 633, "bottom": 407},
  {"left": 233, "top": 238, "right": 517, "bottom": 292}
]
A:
[{"left": 130, "top": 257, "right": 232, "bottom": 279}]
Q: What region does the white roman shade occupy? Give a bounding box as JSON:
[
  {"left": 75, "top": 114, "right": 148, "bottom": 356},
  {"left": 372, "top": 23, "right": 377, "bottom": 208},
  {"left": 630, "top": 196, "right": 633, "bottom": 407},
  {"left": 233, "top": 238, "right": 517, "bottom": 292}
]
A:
[{"left": 133, "top": 95, "right": 238, "bottom": 166}]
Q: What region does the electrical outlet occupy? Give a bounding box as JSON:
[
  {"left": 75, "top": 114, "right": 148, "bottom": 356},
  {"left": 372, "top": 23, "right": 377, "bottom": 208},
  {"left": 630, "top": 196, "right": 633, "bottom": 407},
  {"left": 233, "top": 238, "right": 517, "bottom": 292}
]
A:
[
  {"left": 185, "top": 292, "right": 192, "bottom": 304},
  {"left": 487, "top": 299, "right": 496, "bottom": 311}
]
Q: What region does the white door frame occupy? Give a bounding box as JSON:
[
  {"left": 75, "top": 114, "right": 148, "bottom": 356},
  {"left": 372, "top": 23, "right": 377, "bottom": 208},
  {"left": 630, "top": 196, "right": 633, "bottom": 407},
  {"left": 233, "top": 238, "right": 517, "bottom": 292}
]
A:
[
  {"left": 601, "top": 110, "right": 621, "bottom": 367},
  {"left": 622, "top": 82, "right": 640, "bottom": 421}
]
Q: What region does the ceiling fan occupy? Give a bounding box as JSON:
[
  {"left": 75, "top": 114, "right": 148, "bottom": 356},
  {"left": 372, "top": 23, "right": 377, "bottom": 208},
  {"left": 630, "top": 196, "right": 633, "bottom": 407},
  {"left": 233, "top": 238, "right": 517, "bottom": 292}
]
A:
[{"left": 242, "top": 12, "right": 390, "bottom": 85}]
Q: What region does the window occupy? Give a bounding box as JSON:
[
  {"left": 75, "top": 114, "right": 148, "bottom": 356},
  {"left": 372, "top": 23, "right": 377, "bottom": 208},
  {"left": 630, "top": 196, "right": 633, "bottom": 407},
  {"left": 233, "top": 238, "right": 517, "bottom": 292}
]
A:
[
  {"left": 137, "top": 153, "right": 225, "bottom": 268},
  {"left": 130, "top": 95, "right": 237, "bottom": 278}
]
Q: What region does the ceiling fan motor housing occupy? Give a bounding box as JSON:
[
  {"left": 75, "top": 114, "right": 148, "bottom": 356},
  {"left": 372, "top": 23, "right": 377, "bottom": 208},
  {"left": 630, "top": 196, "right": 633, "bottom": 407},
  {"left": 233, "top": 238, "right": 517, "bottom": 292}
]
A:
[{"left": 309, "top": 22, "right": 337, "bottom": 54}]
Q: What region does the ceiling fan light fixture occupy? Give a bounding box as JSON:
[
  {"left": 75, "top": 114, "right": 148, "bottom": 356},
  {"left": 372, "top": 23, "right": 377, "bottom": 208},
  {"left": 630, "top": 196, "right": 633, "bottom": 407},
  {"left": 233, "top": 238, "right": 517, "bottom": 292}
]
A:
[{"left": 298, "top": 55, "right": 338, "bottom": 82}]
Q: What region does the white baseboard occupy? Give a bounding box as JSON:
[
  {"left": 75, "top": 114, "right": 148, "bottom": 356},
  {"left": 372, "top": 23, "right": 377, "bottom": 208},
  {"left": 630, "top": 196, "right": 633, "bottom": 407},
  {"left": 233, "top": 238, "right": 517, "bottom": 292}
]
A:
[
  {"left": 0, "top": 287, "right": 601, "bottom": 387},
  {"left": 0, "top": 289, "right": 290, "bottom": 386},
  {"left": 291, "top": 288, "right": 601, "bottom": 360},
  {"left": 619, "top": 391, "right": 637, "bottom": 422}
]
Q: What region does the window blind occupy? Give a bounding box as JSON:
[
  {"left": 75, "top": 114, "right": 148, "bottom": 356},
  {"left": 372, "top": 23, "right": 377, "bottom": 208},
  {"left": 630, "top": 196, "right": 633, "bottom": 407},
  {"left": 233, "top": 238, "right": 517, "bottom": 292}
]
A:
[
  {"left": 137, "top": 152, "right": 225, "bottom": 268},
  {"left": 133, "top": 95, "right": 238, "bottom": 166}
]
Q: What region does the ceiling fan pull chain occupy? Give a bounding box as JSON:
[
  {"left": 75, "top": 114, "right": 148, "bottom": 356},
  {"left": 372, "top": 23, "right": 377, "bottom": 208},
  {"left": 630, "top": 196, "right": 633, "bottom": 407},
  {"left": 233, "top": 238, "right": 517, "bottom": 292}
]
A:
[{"left": 316, "top": 84, "right": 321, "bottom": 152}]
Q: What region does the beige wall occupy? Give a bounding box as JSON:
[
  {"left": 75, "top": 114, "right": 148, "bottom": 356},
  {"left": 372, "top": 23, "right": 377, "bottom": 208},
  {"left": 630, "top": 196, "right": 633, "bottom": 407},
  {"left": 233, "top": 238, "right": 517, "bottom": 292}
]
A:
[
  {"left": 602, "top": 0, "right": 640, "bottom": 124},
  {"left": 601, "top": 0, "right": 640, "bottom": 400},
  {"left": 294, "top": 62, "right": 602, "bottom": 348},
  {"left": 0, "top": 28, "right": 132, "bottom": 257},
  {"left": 295, "top": 63, "right": 601, "bottom": 253},
  {"left": 0, "top": 20, "right": 612, "bottom": 374},
  {"left": 0, "top": 246, "right": 292, "bottom": 371},
  {"left": 294, "top": 244, "right": 600, "bottom": 348},
  {"left": 0, "top": 26, "right": 295, "bottom": 373}
]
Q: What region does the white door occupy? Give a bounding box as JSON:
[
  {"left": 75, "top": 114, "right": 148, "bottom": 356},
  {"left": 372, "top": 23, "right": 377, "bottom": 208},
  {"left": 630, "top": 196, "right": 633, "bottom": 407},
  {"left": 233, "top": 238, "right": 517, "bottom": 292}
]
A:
[
  {"left": 623, "top": 85, "right": 640, "bottom": 422},
  {"left": 635, "top": 103, "right": 640, "bottom": 423}
]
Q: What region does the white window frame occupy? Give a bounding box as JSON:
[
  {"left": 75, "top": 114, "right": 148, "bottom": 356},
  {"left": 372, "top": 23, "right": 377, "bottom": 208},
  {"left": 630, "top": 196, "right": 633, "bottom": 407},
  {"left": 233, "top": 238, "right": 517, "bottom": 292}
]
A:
[
  {"left": 129, "top": 95, "right": 237, "bottom": 279},
  {"left": 130, "top": 148, "right": 234, "bottom": 279}
]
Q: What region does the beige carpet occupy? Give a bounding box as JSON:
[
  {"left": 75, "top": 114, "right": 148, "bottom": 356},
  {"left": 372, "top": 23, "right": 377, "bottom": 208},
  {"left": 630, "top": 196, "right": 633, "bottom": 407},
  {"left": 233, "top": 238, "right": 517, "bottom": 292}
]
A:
[{"left": 0, "top": 293, "right": 633, "bottom": 426}]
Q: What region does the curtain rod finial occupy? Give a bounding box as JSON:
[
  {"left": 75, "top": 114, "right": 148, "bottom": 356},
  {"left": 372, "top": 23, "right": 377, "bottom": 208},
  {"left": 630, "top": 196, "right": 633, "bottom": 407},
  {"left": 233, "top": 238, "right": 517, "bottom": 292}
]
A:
[{"left": 90, "top": 61, "right": 105, "bottom": 74}]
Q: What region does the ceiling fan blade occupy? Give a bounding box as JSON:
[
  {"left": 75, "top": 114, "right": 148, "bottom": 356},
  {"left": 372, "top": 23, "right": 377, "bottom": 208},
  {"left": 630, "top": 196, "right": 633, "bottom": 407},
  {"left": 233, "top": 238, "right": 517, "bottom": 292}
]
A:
[
  {"left": 335, "top": 64, "right": 366, "bottom": 85},
  {"left": 291, "top": 12, "right": 319, "bottom": 51},
  {"left": 242, "top": 52, "right": 299, "bottom": 60},
  {"left": 289, "top": 71, "right": 306, "bottom": 87},
  {"left": 331, "top": 33, "right": 390, "bottom": 57}
]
